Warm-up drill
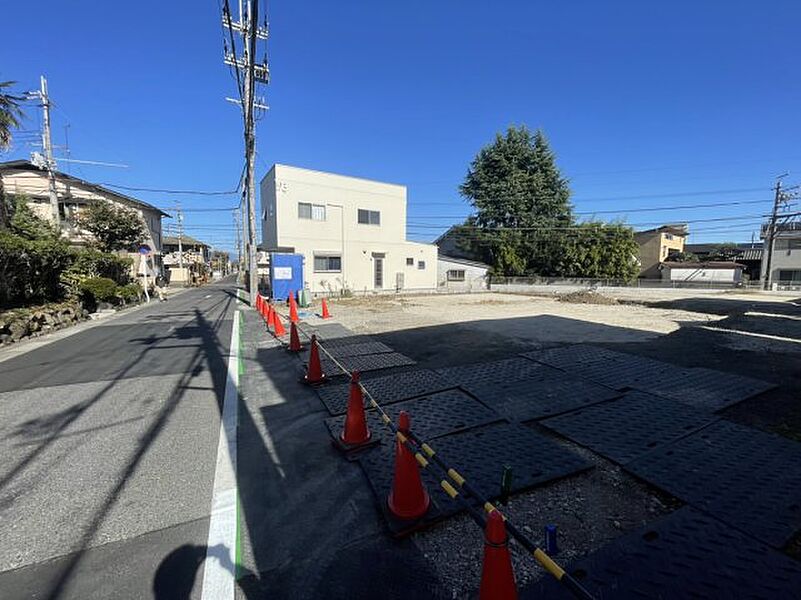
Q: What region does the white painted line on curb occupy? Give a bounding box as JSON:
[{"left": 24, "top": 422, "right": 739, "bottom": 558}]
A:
[{"left": 200, "top": 309, "right": 240, "bottom": 600}]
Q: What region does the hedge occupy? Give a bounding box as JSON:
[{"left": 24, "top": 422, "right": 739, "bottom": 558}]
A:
[
  {"left": 0, "top": 232, "right": 133, "bottom": 309},
  {"left": 0, "top": 232, "right": 72, "bottom": 308}
]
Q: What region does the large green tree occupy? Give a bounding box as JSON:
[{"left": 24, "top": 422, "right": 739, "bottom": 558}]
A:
[
  {"left": 76, "top": 200, "right": 146, "bottom": 252},
  {"left": 1, "top": 81, "right": 26, "bottom": 230},
  {"left": 459, "top": 126, "right": 574, "bottom": 275}
]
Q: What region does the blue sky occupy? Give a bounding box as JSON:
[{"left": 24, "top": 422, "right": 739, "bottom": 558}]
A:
[{"left": 3, "top": 1, "right": 801, "bottom": 254}]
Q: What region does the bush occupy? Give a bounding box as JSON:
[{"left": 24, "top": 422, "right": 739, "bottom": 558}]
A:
[
  {"left": 60, "top": 248, "right": 132, "bottom": 301},
  {"left": 79, "top": 277, "right": 119, "bottom": 311},
  {"left": 116, "top": 283, "right": 142, "bottom": 304},
  {"left": 0, "top": 232, "right": 73, "bottom": 308}
]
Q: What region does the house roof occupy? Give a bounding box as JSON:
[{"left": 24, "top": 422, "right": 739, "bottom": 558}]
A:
[
  {"left": 437, "top": 254, "right": 491, "bottom": 269},
  {"left": 163, "top": 235, "right": 208, "bottom": 248},
  {"left": 738, "top": 248, "right": 763, "bottom": 261},
  {"left": 635, "top": 224, "right": 689, "bottom": 237},
  {"left": 661, "top": 261, "right": 745, "bottom": 269},
  {"left": 0, "top": 159, "right": 170, "bottom": 217}
]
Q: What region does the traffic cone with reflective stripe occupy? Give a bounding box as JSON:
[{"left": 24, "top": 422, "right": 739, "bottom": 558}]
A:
[
  {"left": 303, "top": 335, "right": 326, "bottom": 384},
  {"left": 387, "top": 411, "right": 430, "bottom": 520},
  {"left": 340, "top": 371, "right": 371, "bottom": 445},
  {"left": 288, "top": 321, "right": 303, "bottom": 352},
  {"left": 479, "top": 510, "right": 518, "bottom": 600},
  {"left": 267, "top": 303, "right": 275, "bottom": 330},
  {"left": 289, "top": 292, "right": 299, "bottom": 323},
  {"left": 321, "top": 298, "right": 331, "bottom": 319},
  {"left": 274, "top": 311, "right": 287, "bottom": 337}
]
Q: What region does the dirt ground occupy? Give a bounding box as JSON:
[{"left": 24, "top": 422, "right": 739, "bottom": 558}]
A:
[{"left": 320, "top": 289, "right": 801, "bottom": 595}]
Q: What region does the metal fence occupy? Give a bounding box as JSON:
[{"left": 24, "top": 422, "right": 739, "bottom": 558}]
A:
[{"left": 488, "top": 276, "right": 764, "bottom": 291}]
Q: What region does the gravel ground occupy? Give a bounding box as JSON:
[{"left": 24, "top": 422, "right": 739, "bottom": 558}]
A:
[
  {"left": 412, "top": 435, "right": 679, "bottom": 598},
  {"left": 316, "top": 289, "right": 801, "bottom": 590}
]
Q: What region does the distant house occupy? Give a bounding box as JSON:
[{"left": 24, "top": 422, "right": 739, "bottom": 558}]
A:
[
  {"left": 685, "top": 242, "right": 763, "bottom": 281},
  {"left": 761, "top": 220, "right": 801, "bottom": 290},
  {"left": 634, "top": 224, "right": 688, "bottom": 278},
  {"left": 435, "top": 226, "right": 484, "bottom": 262},
  {"left": 162, "top": 235, "right": 209, "bottom": 285},
  {"left": 0, "top": 159, "right": 168, "bottom": 277},
  {"left": 660, "top": 261, "right": 744, "bottom": 285},
  {"left": 437, "top": 255, "right": 490, "bottom": 291}
]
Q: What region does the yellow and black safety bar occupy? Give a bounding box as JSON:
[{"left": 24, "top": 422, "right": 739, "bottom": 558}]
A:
[{"left": 288, "top": 318, "right": 594, "bottom": 600}]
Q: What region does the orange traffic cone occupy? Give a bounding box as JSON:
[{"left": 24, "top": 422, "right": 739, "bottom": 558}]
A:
[
  {"left": 289, "top": 292, "right": 299, "bottom": 323},
  {"left": 267, "top": 304, "right": 275, "bottom": 330},
  {"left": 340, "top": 371, "right": 371, "bottom": 445},
  {"left": 273, "top": 311, "right": 287, "bottom": 337},
  {"left": 321, "top": 298, "right": 331, "bottom": 319},
  {"left": 303, "top": 335, "right": 326, "bottom": 384},
  {"left": 387, "top": 411, "right": 430, "bottom": 520},
  {"left": 288, "top": 321, "right": 304, "bottom": 352},
  {"left": 479, "top": 510, "right": 518, "bottom": 600}
]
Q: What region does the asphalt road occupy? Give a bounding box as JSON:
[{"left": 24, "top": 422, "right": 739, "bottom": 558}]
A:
[{"left": 0, "top": 281, "right": 238, "bottom": 600}]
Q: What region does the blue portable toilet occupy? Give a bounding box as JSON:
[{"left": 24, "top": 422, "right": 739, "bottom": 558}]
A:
[{"left": 269, "top": 252, "right": 304, "bottom": 301}]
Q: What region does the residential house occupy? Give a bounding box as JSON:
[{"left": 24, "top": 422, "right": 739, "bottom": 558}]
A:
[
  {"left": 435, "top": 226, "right": 483, "bottom": 262},
  {"left": 437, "top": 255, "right": 490, "bottom": 291},
  {"left": 761, "top": 220, "right": 801, "bottom": 290},
  {"left": 634, "top": 224, "right": 688, "bottom": 278},
  {"left": 660, "top": 261, "right": 745, "bottom": 285},
  {"left": 260, "top": 164, "right": 438, "bottom": 294},
  {"left": 685, "top": 242, "right": 763, "bottom": 281},
  {"left": 0, "top": 160, "right": 167, "bottom": 278},
  {"left": 162, "top": 235, "right": 209, "bottom": 285}
]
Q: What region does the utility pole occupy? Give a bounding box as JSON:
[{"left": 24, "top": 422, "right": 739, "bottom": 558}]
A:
[
  {"left": 177, "top": 204, "right": 185, "bottom": 273},
  {"left": 38, "top": 76, "right": 60, "bottom": 229},
  {"left": 762, "top": 175, "right": 786, "bottom": 290},
  {"left": 222, "top": 0, "right": 269, "bottom": 306}
]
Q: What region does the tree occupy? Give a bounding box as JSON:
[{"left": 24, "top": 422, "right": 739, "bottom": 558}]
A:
[
  {"left": 706, "top": 242, "right": 738, "bottom": 261},
  {"left": 459, "top": 126, "right": 574, "bottom": 275},
  {"left": 0, "top": 81, "right": 24, "bottom": 151},
  {"left": 0, "top": 81, "right": 26, "bottom": 230},
  {"left": 4, "top": 194, "right": 59, "bottom": 240},
  {"left": 561, "top": 222, "right": 640, "bottom": 281},
  {"left": 670, "top": 251, "right": 699, "bottom": 262},
  {"left": 76, "top": 200, "right": 146, "bottom": 252}
]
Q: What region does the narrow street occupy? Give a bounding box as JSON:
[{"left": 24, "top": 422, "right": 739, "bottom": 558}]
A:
[{"left": 0, "top": 281, "right": 238, "bottom": 599}]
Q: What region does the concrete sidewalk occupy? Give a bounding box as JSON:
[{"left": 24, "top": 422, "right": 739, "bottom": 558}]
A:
[{"left": 233, "top": 308, "right": 447, "bottom": 599}]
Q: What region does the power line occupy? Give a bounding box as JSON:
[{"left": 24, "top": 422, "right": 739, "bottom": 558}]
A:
[{"left": 98, "top": 183, "right": 240, "bottom": 195}]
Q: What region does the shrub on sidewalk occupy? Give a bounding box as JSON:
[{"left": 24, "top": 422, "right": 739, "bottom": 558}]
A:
[
  {"left": 60, "top": 249, "right": 132, "bottom": 300},
  {"left": 79, "top": 277, "right": 119, "bottom": 312},
  {"left": 116, "top": 283, "right": 142, "bottom": 304}
]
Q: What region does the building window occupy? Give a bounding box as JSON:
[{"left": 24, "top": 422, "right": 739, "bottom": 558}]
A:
[
  {"left": 314, "top": 255, "right": 341, "bottom": 272},
  {"left": 778, "top": 269, "right": 801, "bottom": 283},
  {"left": 447, "top": 269, "right": 465, "bottom": 281},
  {"left": 418, "top": 260, "right": 426, "bottom": 270},
  {"left": 358, "top": 209, "right": 380, "bottom": 225},
  {"left": 776, "top": 239, "right": 801, "bottom": 251},
  {"left": 664, "top": 233, "right": 674, "bottom": 241},
  {"left": 406, "top": 257, "right": 414, "bottom": 266},
  {"left": 298, "top": 202, "right": 326, "bottom": 221}
]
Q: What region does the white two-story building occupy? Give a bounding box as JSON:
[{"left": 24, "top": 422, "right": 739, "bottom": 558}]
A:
[{"left": 260, "top": 164, "right": 438, "bottom": 294}]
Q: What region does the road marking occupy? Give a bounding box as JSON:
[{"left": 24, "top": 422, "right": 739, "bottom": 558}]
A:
[{"left": 200, "top": 309, "right": 240, "bottom": 600}]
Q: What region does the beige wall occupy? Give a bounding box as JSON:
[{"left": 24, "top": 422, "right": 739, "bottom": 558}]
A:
[
  {"left": 636, "top": 230, "right": 685, "bottom": 278},
  {"left": 261, "top": 165, "right": 438, "bottom": 293}
]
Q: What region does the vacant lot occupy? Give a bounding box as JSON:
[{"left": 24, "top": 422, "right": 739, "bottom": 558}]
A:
[{"left": 316, "top": 289, "right": 801, "bottom": 594}]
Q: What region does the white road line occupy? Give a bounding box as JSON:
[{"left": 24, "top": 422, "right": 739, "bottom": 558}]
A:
[{"left": 200, "top": 309, "right": 240, "bottom": 600}]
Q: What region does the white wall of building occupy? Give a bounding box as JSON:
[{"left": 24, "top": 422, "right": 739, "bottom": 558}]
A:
[
  {"left": 437, "top": 257, "right": 489, "bottom": 291},
  {"left": 662, "top": 266, "right": 741, "bottom": 283},
  {"left": 260, "top": 164, "right": 438, "bottom": 294}
]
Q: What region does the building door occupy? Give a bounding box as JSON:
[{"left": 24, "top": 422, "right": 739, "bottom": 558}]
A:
[{"left": 373, "top": 254, "right": 384, "bottom": 289}]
